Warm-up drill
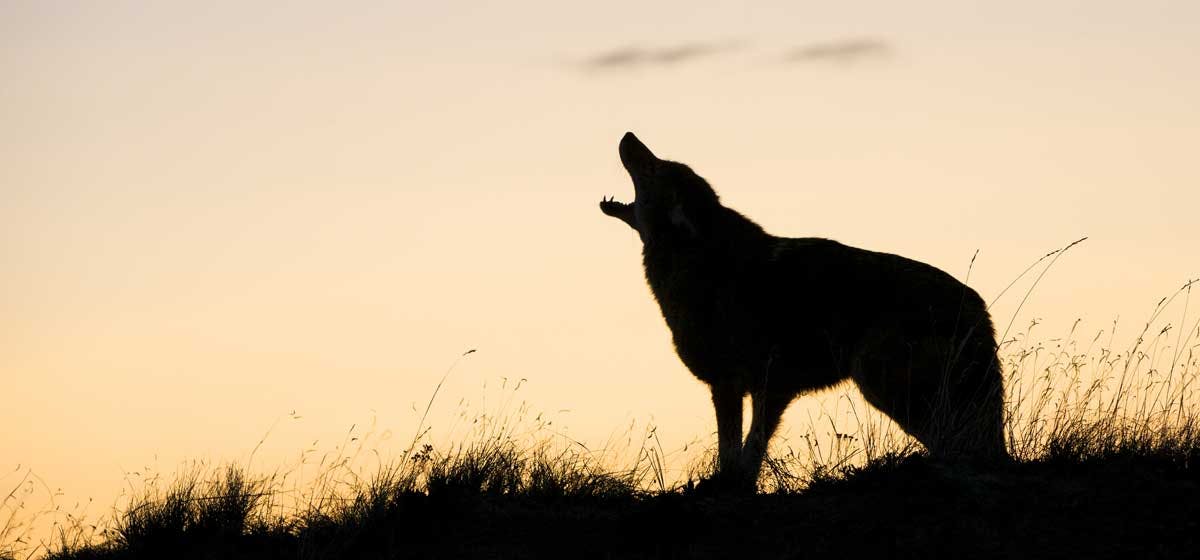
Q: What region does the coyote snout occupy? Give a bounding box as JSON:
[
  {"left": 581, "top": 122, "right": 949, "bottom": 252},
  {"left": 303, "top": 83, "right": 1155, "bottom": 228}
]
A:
[{"left": 600, "top": 132, "right": 1007, "bottom": 491}]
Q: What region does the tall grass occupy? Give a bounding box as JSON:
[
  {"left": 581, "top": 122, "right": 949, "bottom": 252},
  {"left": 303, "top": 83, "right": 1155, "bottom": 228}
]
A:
[
  {"left": 5, "top": 277, "right": 1198, "bottom": 558},
  {"left": 31, "top": 422, "right": 646, "bottom": 559},
  {"left": 1003, "top": 280, "right": 1200, "bottom": 464}
]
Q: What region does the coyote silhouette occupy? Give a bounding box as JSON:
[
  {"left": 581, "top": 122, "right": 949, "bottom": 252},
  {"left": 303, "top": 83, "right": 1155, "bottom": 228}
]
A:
[{"left": 600, "top": 132, "right": 1007, "bottom": 490}]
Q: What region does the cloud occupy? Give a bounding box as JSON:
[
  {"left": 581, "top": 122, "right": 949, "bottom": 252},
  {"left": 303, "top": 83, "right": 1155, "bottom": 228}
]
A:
[
  {"left": 785, "top": 38, "right": 891, "bottom": 63},
  {"left": 574, "top": 38, "right": 891, "bottom": 71},
  {"left": 580, "top": 41, "right": 742, "bottom": 70}
]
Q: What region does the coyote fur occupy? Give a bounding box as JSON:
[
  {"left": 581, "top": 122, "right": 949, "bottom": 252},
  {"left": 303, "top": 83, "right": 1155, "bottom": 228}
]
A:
[{"left": 600, "top": 132, "right": 1007, "bottom": 490}]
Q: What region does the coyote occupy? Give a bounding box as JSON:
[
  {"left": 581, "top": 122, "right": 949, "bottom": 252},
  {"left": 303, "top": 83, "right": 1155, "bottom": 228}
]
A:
[{"left": 600, "top": 132, "right": 1007, "bottom": 490}]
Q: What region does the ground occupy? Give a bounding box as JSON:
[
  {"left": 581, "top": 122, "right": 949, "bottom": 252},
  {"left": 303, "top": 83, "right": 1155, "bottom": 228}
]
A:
[{"left": 43, "top": 451, "right": 1199, "bottom": 560}]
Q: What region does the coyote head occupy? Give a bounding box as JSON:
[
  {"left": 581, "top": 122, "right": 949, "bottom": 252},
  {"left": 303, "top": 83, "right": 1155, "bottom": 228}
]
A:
[{"left": 600, "top": 132, "right": 720, "bottom": 243}]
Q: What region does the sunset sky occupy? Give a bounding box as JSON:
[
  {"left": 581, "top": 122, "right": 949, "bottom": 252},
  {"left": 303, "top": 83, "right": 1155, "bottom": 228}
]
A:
[{"left": 3, "top": 0, "right": 1198, "bottom": 531}]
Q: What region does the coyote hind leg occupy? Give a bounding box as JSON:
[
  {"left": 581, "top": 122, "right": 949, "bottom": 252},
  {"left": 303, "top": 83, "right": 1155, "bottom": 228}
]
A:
[
  {"left": 738, "top": 390, "right": 793, "bottom": 487},
  {"left": 852, "top": 335, "right": 1007, "bottom": 461}
]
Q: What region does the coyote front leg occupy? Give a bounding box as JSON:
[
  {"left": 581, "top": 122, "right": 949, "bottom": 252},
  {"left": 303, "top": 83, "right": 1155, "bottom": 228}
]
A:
[{"left": 710, "top": 383, "right": 744, "bottom": 476}]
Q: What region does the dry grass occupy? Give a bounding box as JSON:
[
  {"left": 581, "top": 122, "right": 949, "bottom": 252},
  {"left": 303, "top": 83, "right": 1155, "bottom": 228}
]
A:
[{"left": 5, "top": 276, "right": 1198, "bottom": 559}]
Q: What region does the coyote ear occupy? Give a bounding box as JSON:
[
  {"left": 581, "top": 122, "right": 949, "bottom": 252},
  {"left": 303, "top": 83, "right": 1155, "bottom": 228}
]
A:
[{"left": 668, "top": 202, "right": 699, "bottom": 238}]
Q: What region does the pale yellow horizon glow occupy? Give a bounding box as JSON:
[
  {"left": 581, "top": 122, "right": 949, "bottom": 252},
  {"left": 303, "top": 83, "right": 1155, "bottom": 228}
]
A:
[{"left": 3, "top": 0, "right": 1198, "bottom": 547}]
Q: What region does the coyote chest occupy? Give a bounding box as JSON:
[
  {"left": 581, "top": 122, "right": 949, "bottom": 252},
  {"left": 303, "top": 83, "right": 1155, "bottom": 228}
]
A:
[{"left": 642, "top": 246, "right": 781, "bottom": 386}]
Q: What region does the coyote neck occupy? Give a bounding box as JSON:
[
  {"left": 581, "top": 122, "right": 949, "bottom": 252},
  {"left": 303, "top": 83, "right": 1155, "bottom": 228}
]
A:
[
  {"left": 639, "top": 212, "right": 777, "bottom": 386},
  {"left": 641, "top": 206, "right": 771, "bottom": 308}
]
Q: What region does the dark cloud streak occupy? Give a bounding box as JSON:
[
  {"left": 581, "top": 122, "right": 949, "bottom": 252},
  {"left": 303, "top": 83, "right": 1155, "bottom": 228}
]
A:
[
  {"left": 581, "top": 41, "right": 743, "bottom": 70},
  {"left": 785, "top": 38, "right": 891, "bottom": 63},
  {"left": 576, "top": 38, "right": 892, "bottom": 72}
]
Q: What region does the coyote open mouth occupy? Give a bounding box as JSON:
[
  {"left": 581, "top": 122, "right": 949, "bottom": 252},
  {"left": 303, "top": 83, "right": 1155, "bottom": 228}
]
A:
[
  {"left": 600, "top": 132, "right": 656, "bottom": 231},
  {"left": 600, "top": 191, "right": 637, "bottom": 231},
  {"left": 599, "top": 195, "right": 633, "bottom": 223}
]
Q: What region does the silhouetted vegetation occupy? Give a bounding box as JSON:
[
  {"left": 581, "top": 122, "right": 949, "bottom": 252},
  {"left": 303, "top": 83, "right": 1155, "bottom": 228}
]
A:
[
  {"left": 6, "top": 282, "right": 1197, "bottom": 559},
  {"left": 26, "top": 422, "right": 1200, "bottom": 559}
]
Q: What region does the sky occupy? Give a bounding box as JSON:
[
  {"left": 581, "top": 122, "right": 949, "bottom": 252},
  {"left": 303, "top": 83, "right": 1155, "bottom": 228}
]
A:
[{"left": 2, "top": 0, "right": 1198, "bottom": 542}]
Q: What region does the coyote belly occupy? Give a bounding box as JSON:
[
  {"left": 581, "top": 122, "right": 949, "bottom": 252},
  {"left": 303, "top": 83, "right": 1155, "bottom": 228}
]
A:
[{"left": 601, "top": 132, "right": 1007, "bottom": 490}]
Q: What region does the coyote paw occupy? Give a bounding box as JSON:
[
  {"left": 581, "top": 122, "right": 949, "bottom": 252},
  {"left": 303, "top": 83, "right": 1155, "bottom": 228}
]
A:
[{"left": 690, "top": 472, "right": 757, "bottom": 496}]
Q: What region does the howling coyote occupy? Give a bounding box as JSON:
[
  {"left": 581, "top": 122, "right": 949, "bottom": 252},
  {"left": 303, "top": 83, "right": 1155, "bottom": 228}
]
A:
[{"left": 600, "top": 132, "right": 1007, "bottom": 490}]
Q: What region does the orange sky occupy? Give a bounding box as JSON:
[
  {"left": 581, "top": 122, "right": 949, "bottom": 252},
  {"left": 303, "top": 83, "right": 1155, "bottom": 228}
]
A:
[{"left": 3, "top": 0, "right": 1198, "bottom": 547}]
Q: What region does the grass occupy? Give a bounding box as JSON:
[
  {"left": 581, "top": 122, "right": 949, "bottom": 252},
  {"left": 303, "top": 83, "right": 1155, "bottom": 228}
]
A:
[{"left": 6, "top": 278, "right": 1199, "bottom": 559}]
